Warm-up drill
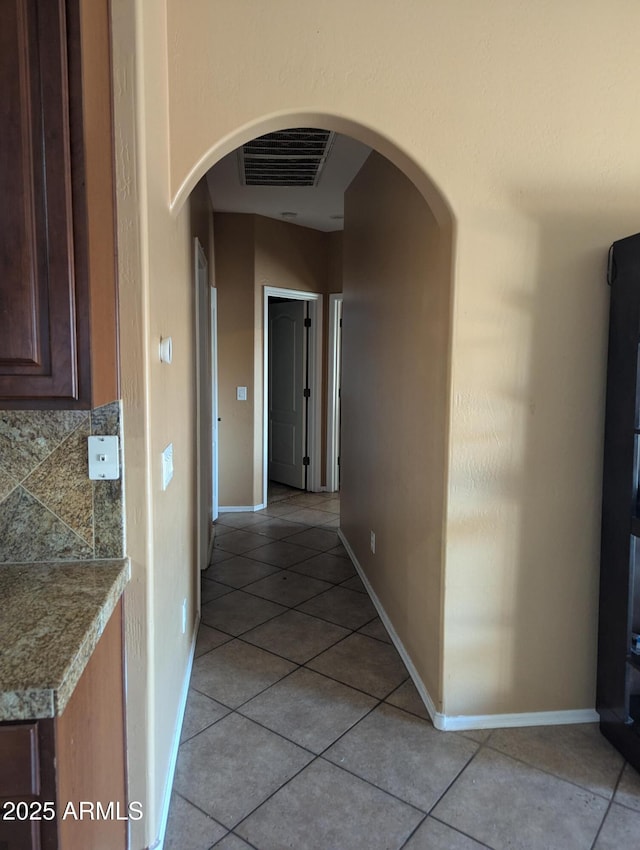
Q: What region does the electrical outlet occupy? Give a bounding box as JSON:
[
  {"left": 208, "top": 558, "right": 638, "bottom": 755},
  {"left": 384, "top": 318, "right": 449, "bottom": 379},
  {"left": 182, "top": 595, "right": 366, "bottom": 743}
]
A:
[
  {"left": 370, "top": 530, "right": 376, "bottom": 554},
  {"left": 181, "top": 598, "right": 187, "bottom": 634}
]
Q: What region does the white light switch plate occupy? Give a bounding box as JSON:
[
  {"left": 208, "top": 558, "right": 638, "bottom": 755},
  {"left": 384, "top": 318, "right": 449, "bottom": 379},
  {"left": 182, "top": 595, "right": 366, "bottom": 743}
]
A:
[
  {"left": 88, "top": 435, "right": 120, "bottom": 480},
  {"left": 237, "top": 386, "right": 247, "bottom": 401}
]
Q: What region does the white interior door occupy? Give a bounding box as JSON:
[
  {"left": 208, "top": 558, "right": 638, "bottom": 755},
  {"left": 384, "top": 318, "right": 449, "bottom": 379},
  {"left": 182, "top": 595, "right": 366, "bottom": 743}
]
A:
[
  {"left": 327, "top": 294, "right": 343, "bottom": 492},
  {"left": 210, "top": 288, "right": 219, "bottom": 522},
  {"left": 269, "top": 300, "right": 307, "bottom": 489}
]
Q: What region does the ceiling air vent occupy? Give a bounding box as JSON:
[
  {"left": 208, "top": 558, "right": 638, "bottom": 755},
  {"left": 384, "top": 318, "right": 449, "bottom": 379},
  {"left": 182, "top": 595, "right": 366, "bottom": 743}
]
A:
[{"left": 239, "top": 129, "right": 335, "bottom": 187}]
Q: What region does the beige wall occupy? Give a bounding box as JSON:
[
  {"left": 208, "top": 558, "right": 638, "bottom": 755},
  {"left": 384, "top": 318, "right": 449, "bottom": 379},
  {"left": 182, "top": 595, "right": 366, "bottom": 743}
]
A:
[
  {"left": 161, "top": 0, "right": 640, "bottom": 724},
  {"left": 109, "top": 0, "right": 640, "bottom": 842},
  {"left": 214, "top": 214, "right": 336, "bottom": 507},
  {"left": 111, "top": 2, "right": 214, "bottom": 845},
  {"left": 214, "top": 214, "right": 257, "bottom": 506},
  {"left": 342, "top": 151, "right": 451, "bottom": 706}
]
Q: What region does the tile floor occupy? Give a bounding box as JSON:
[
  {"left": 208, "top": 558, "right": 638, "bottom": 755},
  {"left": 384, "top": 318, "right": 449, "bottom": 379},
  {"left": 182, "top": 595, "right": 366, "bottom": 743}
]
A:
[{"left": 166, "top": 491, "right": 640, "bottom": 850}]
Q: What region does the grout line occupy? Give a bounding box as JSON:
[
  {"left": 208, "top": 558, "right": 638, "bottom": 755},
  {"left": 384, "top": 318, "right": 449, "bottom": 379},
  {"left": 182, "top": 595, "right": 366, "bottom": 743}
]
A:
[
  {"left": 422, "top": 815, "right": 497, "bottom": 850},
  {"left": 588, "top": 759, "right": 626, "bottom": 850},
  {"left": 481, "top": 738, "right": 626, "bottom": 805},
  {"left": 170, "top": 790, "right": 227, "bottom": 837}
]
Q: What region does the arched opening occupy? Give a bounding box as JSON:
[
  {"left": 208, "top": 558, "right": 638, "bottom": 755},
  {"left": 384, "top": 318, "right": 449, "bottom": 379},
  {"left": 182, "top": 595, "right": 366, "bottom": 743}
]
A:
[
  {"left": 169, "top": 117, "right": 458, "bottom": 843},
  {"left": 188, "top": 117, "right": 455, "bottom": 715}
]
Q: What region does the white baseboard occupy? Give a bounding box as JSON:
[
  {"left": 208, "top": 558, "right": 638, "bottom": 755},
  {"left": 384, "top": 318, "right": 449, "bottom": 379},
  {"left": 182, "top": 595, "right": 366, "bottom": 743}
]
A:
[
  {"left": 337, "top": 530, "right": 599, "bottom": 733},
  {"left": 218, "top": 504, "right": 266, "bottom": 513},
  {"left": 151, "top": 622, "right": 198, "bottom": 850},
  {"left": 439, "top": 707, "right": 599, "bottom": 731}
]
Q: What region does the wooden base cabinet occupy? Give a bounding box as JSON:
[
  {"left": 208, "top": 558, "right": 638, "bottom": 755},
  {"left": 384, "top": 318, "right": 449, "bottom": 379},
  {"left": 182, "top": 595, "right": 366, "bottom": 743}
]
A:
[
  {"left": 598, "top": 232, "right": 640, "bottom": 772},
  {"left": 0, "top": 601, "right": 126, "bottom": 850}
]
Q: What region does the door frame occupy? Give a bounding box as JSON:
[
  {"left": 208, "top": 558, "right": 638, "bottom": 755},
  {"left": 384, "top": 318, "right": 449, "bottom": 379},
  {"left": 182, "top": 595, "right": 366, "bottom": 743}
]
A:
[
  {"left": 194, "top": 238, "right": 213, "bottom": 576},
  {"left": 210, "top": 287, "right": 219, "bottom": 524},
  {"left": 326, "top": 294, "right": 343, "bottom": 492},
  {"left": 263, "top": 286, "right": 323, "bottom": 506}
]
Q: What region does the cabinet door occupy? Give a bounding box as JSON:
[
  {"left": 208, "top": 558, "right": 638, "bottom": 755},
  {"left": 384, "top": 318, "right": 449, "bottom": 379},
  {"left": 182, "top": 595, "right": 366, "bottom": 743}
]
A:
[
  {"left": 0, "top": 816, "right": 41, "bottom": 850},
  {"left": 0, "top": 0, "right": 90, "bottom": 406}
]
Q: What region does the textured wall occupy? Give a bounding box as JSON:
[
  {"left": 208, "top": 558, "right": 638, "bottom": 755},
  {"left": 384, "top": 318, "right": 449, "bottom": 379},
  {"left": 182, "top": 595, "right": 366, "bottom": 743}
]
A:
[
  {"left": 342, "top": 152, "right": 451, "bottom": 707},
  {"left": 0, "top": 403, "right": 124, "bottom": 563}
]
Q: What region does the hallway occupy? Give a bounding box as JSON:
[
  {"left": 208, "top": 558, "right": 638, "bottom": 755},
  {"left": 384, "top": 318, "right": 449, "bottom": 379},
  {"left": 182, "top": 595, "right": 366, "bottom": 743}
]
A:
[{"left": 166, "top": 494, "right": 640, "bottom": 850}]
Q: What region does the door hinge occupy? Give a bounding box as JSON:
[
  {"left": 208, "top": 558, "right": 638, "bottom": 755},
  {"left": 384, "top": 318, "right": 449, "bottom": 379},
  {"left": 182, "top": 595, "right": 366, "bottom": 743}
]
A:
[
  {"left": 303, "top": 456, "right": 310, "bottom": 466},
  {"left": 337, "top": 456, "right": 341, "bottom": 466},
  {"left": 339, "top": 317, "right": 343, "bottom": 327},
  {"left": 303, "top": 388, "right": 310, "bottom": 398},
  {"left": 304, "top": 317, "right": 311, "bottom": 328}
]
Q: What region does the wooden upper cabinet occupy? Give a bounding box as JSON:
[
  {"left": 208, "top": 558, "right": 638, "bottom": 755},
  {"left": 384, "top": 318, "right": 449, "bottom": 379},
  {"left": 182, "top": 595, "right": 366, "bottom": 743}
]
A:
[{"left": 0, "top": 0, "right": 91, "bottom": 407}]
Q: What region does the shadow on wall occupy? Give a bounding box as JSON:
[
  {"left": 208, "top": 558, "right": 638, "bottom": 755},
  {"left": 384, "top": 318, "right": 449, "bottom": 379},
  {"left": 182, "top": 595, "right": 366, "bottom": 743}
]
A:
[{"left": 446, "top": 189, "right": 638, "bottom": 716}]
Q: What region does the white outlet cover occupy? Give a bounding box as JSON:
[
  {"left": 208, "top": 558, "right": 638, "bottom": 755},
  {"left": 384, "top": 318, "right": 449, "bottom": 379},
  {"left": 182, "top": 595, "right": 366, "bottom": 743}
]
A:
[
  {"left": 88, "top": 435, "right": 120, "bottom": 480},
  {"left": 162, "top": 443, "right": 174, "bottom": 490}
]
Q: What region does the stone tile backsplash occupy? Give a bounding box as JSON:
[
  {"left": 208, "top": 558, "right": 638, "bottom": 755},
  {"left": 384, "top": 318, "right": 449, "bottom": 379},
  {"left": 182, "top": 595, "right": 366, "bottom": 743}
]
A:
[{"left": 0, "top": 402, "right": 125, "bottom": 563}]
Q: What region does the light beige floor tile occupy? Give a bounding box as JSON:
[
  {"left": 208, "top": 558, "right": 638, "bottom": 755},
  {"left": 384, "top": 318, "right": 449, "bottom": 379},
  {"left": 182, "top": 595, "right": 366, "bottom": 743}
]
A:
[
  {"left": 216, "top": 512, "right": 271, "bottom": 529},
  {"left": 190, "top": 639, "right": 295, "bottom": 708},
  {"left": 298, "top": 585, "right": 377, "bottom": 629},
  {"left": 488, "top": 722, "right": 624, "bottom": 798},
  {"left": 325, "top": 703, "right": 477, "bottom": 810},
  {"left": 403, "top": 817, "right": 489, "bottom": 850},
  {"left": 282, "top": 492, "right": 328, "bottom": 507},
  {"left": 433, "top": 747, "right": 609, "bottom": 850},
  {"left": 195, "top": 624, "right": 231, "bottom": 657},
  {"left": 201, "top": 589, "right": 286, "bottom": 635},
  {"left": 385, "top": 679, "right": 430, "bottom": 720},
  {"left": 278, "top": 507, "right": 336, "bottom": 525},
  {"left": 174, "top": 713, "right": 312, "bottom": 829},
  {"left": 358, "top": 616, "right": 393, "bottom": 644},
  {"left": 180, "top": 689, "right": 230, "bottom": 742},
  {"left": 593, "top": 802, "right": 640, "bottom": 849},
  {"left": 340, "top": 574, "right": 367, "bottom": 593},
  {"left": 201, "top": 579, "right": 234, "bottom": 603},
  {"left": 242, "top": 609, "right": 349, "bottom": 663},
  {"left": 239, "top": 667, "right": 377, "bottom": 753},
  {"left": 614, "top": 762, "right": 640, "bottom": 812},
  {"left": 322, "top": 498, "right": 341, "bottom": 514},
  {"left": 320, "top": 515, "right": 340, "bottom": 528},
  {"left": 214, "top": 529, "right": 273, "bottom": 555},
  {"left": 259, "top": 502, "right": 298, "bottom": 517},
  {"left": 457, "top": 728, "right": 493, "bottom": 743},
  {"left": 208, "top": 546, "right": 234, "bottom": 564},
  {"left": 243, "top": 571, "right": 331, "bottom": 607},
  {"left": 236, "top": 758, "right": 423, "bottom": 850},
  {"left": 245, "top": 539, "right": 317, "bottom": 568},
  {"left": 290, "top": 552, "right": 356, "bottom": 583},
  {"left": 213, "top": 834, "right": 253, "bottom": 849},
  {"left": 164, "top": 793, "right": 226, "bottom": 850},
  {"left": 249, "top": 518, "right": 307, "bottom": 539},
  {"left": 282, "top": 527, "right": 340, "bottom": 551},
  {"left": 307, "top": 633, "right": 408, "bottom": 698},
  {"left": 205, "top": 555, "right": 281, "bottom": 588}
]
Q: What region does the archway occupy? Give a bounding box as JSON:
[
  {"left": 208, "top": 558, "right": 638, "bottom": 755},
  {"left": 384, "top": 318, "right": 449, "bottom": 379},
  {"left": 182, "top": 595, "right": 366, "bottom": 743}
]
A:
[{"left": 186, "top": 117, "right": 455, "bottom": 727}]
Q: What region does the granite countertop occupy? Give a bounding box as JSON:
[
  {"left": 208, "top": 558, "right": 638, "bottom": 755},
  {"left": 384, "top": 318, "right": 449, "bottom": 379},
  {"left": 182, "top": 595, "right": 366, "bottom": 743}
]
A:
[{"left": 0, "top": 559, "right": 129, "bottom": 721}]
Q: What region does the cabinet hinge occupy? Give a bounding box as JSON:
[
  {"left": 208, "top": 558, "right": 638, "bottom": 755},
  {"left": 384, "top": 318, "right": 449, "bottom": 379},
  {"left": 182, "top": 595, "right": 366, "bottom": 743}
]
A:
[
  {"left": 303, "top": 456, "right": 310, "bottom": 466},
  {"left": 304, "top": 317, "right": 311, "bottom": 328},
  {"left": 303, "top": 388, "right": 310, "bottom": 398}
]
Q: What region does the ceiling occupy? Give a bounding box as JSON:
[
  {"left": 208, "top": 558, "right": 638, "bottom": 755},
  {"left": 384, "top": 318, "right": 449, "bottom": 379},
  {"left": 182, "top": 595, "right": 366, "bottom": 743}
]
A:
[{"left": 206, "top": 131, "right": 371, "bottom": 232}]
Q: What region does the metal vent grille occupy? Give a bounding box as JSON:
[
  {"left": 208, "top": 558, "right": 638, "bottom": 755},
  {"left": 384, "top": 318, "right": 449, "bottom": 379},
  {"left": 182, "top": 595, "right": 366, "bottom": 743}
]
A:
[{"left": 239, "top": 129, "right": 335, "bottom": 187}]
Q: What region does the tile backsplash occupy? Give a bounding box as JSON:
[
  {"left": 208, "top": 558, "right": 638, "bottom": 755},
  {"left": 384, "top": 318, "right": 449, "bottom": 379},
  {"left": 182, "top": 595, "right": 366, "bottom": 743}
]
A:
[{"left": 0, "top": 402, "right": 125, "bottom": 563}]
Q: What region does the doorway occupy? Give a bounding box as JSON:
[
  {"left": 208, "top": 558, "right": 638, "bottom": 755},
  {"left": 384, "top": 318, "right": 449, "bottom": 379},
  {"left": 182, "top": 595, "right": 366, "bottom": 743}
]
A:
[
  {"left": 263, "top": 287, "right": 323, "bottom": 506},
  {"left": 195, "top": 237, "right": 219, "bottom": 572}
]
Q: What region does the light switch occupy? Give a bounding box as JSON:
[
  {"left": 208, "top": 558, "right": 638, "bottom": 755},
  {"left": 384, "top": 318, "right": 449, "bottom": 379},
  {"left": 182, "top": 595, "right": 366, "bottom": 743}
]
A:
[
  {"left": 88, "top": 436, "right": 120, "bottom": 480},
  {"left": 237, "top": 386, "right": 247, "bottom": 401}
]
